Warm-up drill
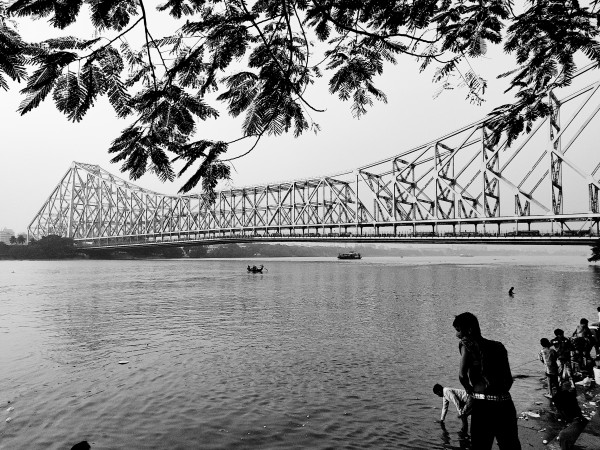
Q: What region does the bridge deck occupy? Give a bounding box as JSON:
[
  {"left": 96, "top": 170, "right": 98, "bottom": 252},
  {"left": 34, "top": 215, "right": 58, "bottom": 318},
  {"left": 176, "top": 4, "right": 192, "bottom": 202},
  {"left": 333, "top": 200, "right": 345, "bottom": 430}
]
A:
[{"left": 76, "top": 233, "right": 597, "bottom": 250}]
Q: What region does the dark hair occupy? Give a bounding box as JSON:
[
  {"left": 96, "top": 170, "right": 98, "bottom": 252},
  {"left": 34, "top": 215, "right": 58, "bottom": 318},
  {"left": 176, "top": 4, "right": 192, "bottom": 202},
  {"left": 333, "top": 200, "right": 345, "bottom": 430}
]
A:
[
  {"left": 452, "top": 312, "right": 481, "bottom": 336},
  {"left": 598, "top": 307, "right": 600, "bottom": 312},
  {"left": 433, "top": 384, "right": 443, "bottom": 395},
  {"left": 554, "top": 328, "right": 564, "bottom": 336},
  {"left": 541, "top": 338, "right": 551, "bottom": 347},
  {"left": 580, "top": 318, "right": 589, "bottom": 325}
]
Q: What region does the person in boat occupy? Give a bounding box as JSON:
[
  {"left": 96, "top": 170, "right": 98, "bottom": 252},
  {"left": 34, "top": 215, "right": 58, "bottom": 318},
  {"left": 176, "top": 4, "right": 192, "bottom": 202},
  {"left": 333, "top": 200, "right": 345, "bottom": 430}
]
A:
[{"left": 453, "top": 312, "right": 521, "bottom": 450}]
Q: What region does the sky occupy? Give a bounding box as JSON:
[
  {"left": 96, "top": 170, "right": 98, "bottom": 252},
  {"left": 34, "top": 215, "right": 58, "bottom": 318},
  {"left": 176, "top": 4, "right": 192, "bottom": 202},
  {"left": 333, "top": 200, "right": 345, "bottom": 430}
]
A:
[{"left": 0, "top": 8, "right": 530, "bottom": 234}]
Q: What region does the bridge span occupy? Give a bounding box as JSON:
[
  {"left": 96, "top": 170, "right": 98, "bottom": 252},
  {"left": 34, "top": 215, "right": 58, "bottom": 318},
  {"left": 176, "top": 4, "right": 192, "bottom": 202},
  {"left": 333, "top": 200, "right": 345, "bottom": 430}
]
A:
[
  {"left": 75, "top": 233, "right": 597, "bottom": 252},
  {"left": 28, "top": 65, "right": 600, "bottom": 250}
]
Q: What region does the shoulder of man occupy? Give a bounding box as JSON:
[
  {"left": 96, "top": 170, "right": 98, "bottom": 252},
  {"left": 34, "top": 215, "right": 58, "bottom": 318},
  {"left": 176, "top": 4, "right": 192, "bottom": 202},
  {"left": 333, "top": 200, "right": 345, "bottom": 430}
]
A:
[{"left": 480, "top": 337, "right": 507, "bottom": 354}]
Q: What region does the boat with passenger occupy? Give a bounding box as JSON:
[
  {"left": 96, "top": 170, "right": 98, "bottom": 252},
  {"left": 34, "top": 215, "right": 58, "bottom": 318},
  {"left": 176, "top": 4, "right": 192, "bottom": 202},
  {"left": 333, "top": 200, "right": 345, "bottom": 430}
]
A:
[
  {"left": 247, "top": 264, "right": 264, "bottom": 273},
  {"left": 337, "top": 251, "right": 361, "bottom": 260}
]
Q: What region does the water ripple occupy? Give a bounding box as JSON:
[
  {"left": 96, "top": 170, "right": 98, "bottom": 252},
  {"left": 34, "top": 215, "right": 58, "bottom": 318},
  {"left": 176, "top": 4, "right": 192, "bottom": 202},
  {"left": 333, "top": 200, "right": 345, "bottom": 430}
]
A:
[{"left": 0, "top": 256, "right": 597, "bottom": 449}]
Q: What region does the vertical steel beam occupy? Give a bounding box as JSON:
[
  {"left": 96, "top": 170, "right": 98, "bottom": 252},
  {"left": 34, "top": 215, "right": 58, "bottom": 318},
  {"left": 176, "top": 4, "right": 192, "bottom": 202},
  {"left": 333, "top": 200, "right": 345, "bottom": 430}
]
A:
[
  {"left": 482, "top": 126, "right": 500, "bottom": 218},
  {"left": 67, "top": 164, "right": 76, "bottom": 238},
  {"left": 550, "top": 92, "right": 563, "bottom": 214}
]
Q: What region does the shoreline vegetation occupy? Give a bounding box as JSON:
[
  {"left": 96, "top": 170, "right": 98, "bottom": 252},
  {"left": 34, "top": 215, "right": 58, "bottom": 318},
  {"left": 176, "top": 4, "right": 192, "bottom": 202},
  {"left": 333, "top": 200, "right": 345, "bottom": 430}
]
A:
[
  {"left": 0, "top": 235, "right": 78, "bottom": 259},
  {"left": 0, "top": 235, "right": 592, "bottom": 260}
]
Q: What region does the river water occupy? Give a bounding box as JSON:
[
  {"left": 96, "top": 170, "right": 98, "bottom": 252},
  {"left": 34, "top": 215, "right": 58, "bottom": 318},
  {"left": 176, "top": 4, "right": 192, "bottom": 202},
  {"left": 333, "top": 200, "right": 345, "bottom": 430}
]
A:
[{"left": 1, "top": 255, "right": 599, "bottom": 449}]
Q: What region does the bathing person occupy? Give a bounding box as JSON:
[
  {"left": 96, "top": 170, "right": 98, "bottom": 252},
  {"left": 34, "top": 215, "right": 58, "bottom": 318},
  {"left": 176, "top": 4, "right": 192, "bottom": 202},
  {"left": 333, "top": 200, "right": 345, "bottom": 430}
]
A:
[
  {"left": 572, "top": 318, "right": 595, "bottom": 359},
  {"left": 508, "top": 287, "right": 514, "bottom": 296},
  {"left": 552, "top": 329, "right": 576, "bottom": 389},
  {"left": 453, "top": 312, "right": 521, "bottom": 450},
  {"left": 433, "top": 384, "right": 472, "bottom": 433},
  {"left": 539, "top": 338, "right": 559, "bottom": 398}
]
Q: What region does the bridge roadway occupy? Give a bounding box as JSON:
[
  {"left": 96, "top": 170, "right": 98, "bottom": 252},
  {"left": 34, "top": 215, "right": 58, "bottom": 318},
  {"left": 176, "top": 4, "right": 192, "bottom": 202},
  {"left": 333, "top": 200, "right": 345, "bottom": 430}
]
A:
[{"left": 76, "top": 232, "right": 598, "bottom": 251}]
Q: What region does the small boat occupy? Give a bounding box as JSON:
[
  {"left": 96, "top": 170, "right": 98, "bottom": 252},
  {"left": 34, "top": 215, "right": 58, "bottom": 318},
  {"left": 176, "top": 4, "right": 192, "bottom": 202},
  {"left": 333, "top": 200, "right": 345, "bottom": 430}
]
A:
[
  {"left": 247, "top": 264, "right": 264, "bottom": 273},
  {"left": 337, "top": 251, "right": 361, "bottom": 260}
]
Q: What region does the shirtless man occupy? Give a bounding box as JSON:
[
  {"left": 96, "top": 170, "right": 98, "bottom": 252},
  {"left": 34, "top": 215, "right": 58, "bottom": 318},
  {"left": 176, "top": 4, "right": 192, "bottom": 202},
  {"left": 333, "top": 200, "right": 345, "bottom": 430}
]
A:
[{"left": 453, "top": 312, "right": 521, "bottom": 450}]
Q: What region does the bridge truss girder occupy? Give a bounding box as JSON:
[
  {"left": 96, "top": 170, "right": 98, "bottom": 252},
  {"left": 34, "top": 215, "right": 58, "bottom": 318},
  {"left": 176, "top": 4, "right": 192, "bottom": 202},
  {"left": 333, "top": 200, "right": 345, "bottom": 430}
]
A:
[{"left": 28, "top": 65, "right": 600, "bottom": 245}]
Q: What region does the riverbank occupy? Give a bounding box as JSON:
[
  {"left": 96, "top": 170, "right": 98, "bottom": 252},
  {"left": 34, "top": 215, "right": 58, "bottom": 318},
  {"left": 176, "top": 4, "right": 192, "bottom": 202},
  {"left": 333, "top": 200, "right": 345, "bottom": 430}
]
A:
[{"left": 506, "top": 381, "right": 600, "bottom": 449}]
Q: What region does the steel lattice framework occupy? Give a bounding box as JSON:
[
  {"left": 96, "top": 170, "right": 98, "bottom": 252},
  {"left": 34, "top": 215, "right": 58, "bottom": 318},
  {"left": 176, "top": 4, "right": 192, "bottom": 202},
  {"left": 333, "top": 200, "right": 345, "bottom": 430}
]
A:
[{"left": 29, "top": 65, "right": 600, "bottom": 247}]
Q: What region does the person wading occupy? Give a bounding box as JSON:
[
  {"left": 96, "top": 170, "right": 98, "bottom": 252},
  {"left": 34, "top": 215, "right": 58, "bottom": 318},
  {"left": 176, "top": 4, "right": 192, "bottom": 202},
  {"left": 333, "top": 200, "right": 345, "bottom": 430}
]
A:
[{"left": 453, "top": 312, "right": 521, "bottom": 449}]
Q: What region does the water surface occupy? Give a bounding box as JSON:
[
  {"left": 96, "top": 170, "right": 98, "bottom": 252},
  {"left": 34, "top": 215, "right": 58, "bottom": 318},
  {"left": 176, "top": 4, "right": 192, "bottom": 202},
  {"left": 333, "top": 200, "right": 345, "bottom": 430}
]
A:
[{"left": 1, "top": 255, "right": 599, "bottom": 449}]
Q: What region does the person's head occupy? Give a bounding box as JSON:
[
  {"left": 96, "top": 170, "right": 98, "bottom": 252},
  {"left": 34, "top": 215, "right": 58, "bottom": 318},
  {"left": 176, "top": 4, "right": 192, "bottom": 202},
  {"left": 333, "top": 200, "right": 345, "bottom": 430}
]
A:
[
  {"left": 554, "top": 328, "right": 564, "bottom": 337},
  {"left": 71, "top": 442, "right": 91, "bottom": 450},
  {"left": 597, "top": 306, "right": 600, "bottom": 312},
  {"left": 453, "top": 312, "right": 481, "bottom": 342},
  {"left": 540, "top": 338, "right": 551, "bottom": 348},
  {"left": 433, "top": 384, "right": 444, "bottom": 397},
  {"left": 580, "top": 318, "right": 589, "bottom": 326}
]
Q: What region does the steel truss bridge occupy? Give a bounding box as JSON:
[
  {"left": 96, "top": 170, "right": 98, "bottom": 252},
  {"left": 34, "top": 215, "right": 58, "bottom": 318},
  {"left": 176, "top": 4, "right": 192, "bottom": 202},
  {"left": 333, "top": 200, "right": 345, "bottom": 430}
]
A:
[{"left": 29, "top": 65, "right": 600, "bottom": 250}]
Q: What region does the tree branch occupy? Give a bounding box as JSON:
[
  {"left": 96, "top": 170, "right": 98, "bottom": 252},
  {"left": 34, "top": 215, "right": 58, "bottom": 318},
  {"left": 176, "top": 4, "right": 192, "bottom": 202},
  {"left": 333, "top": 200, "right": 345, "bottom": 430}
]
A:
[
  {"left": 238, "top": 0, "right": 325, "bottom": 112},
  {"left": 311, "top": 0, "right": 440, "bottom": 44},
  {"left": 79, "top": 17, "right": 143, "bottom": 61},
  {"left": 138, "top": 0, "right": 158, "bottom": 92}
]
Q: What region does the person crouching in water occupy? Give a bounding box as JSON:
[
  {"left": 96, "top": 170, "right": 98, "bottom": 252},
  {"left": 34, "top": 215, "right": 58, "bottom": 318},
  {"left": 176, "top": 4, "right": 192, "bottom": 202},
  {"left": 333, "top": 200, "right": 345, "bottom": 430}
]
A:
[
  {"left": 433, "top": 384, "right": 472, "bottom": 433},
  {"left": 552, "top": 329, "right": 576, "bottom": 389},
  {"left": 539, "top": 338, "right": 560, "bottom": 398},
  {"left": 453, "top": 312, "right": 521, "bottom": 450}
]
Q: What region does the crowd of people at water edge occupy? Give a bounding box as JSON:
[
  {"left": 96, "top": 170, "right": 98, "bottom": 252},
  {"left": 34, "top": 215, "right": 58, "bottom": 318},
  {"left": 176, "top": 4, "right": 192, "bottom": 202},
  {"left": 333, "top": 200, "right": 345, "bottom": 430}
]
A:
[{"left": 534, "top": 312, "right": 600, "bottom": 449}]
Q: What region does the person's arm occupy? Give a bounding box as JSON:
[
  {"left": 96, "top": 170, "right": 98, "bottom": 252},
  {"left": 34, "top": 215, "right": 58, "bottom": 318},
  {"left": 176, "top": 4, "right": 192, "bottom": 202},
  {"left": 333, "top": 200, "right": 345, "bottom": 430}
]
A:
[
  {"left": 448, "top": 389, "right": 463, "bottom": 415},
  {"left": 440, "top": 394, "right": 449, "bottom": 421},
  {"left": 502, "top": 344, "right": 514, "bottom": 391},
  {"left": 458, "top": 348, "right": 473, "bottom": 394}
]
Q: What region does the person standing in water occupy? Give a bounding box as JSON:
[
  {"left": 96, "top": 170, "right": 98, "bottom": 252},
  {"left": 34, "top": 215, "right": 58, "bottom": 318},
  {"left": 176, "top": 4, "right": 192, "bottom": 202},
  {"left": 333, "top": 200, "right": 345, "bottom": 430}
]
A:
[
  {"left": 539, "top": 338, "right": 559, "bottom": 398},
  {"left": 433, "top": 384, "right": 472, "bottom": 433},
  {"left": 453, "top": 312, "right": 521, "bottom": 450}
]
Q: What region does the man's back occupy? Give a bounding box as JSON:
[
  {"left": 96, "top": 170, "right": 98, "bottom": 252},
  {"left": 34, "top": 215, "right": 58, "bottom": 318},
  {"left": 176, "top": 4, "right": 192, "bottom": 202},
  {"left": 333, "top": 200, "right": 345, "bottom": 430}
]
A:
[
  {"left": 465, "top": 338, "right": 513, "bottom": 395},
  {"left": 552, "top": 336, "right": 572, "bottom": 361}
]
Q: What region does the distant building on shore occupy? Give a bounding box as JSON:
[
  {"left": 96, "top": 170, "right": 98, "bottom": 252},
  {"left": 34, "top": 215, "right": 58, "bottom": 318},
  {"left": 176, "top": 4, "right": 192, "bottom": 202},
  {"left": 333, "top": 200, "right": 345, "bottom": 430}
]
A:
[{"left": 0, "top": 228, "right": 15, "bottom": 244}]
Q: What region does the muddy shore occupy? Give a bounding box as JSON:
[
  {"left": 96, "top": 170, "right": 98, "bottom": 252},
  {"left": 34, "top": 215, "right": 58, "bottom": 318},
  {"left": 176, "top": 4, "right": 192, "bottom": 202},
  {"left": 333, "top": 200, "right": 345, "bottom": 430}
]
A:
[{"left": 499, "top": 381, "right": 600, "bottom": 449}]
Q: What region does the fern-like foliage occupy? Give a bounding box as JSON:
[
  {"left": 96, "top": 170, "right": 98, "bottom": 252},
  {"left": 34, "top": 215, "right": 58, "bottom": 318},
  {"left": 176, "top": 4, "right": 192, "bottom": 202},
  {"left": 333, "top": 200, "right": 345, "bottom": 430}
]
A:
[
  {"left": 4, "top": 0, "right": 600, "bottom": 201},
  {"left": 485, "top": 0, "right": 600, "bottom": 145},
  {"left": 0, "top": 4, "right": 27, "bottom": 90},
  {"left": 326, "top": 38, "right": 391, "bottom": 117}
]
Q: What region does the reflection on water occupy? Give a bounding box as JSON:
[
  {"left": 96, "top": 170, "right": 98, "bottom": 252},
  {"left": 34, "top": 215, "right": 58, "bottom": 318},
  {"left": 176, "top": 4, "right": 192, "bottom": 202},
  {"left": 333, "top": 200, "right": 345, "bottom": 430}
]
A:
[{"left": 0, "top": 255, "right": 599, "bottom": 449}]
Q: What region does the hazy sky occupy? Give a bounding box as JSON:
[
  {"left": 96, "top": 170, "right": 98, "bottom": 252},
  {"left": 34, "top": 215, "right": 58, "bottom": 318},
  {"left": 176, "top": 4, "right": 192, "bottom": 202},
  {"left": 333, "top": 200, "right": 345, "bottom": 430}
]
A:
[{"left": 0, "top": 11, "right": 523, "bottom": 233}]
